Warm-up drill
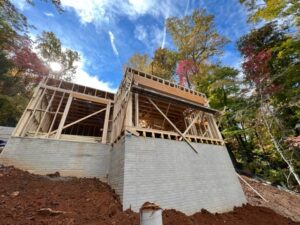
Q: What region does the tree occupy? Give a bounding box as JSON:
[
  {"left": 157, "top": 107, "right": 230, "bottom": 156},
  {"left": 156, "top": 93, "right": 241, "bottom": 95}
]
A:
[
  {"left": 36, "top": 31, "right": 80, "bottom": 81},
  {"left": 238, "top": 22, "right": 300, "bottom": 187},
  {"left": 240, "top": 0, "right": 300, "bottom": 27},
  {"left": 151, "top": 48, "right": 178, "bottom": 80},
  {"left": 126, "top": 53, "right": 152, "bottom": 73},
  {"left": 176, "top": 59, "right": 198, "bottom": 88},
  {"left": 167, "top": 9, "right": 228, "bottom": 87},
  {"left": 167, "top": 9, "right": 228, "bottom": 64}
]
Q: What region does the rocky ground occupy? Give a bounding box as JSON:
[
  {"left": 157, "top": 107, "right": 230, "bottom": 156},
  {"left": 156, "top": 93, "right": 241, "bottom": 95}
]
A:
[{"left": 0, "top": 165, "right": 299, "bottom": 225}]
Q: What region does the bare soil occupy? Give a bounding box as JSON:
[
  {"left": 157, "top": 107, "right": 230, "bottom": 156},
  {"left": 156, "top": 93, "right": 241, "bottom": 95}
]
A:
[
  {"left": 239, "top": 175, "right": 300, "bottom": 222},
  {"left": 0, "top": 165, "right": 299, "bottom": 225}
]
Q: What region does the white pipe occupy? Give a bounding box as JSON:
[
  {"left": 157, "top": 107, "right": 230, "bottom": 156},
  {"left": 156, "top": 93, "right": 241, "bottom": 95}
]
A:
[{"left": 140, "top": 203, "right": 163, "bottom": 225}]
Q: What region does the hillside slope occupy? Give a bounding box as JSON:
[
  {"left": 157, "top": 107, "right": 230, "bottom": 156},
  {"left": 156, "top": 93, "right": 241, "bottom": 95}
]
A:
[{"left": 0, "top": 165, "right": 299, "bottom": 225}]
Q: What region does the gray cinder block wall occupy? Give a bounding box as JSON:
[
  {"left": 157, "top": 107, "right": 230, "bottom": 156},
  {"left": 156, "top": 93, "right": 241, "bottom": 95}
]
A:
[
  {"left": 117, "top": 135, "right": 246, "bottom": 215},
  {"left": 0, "top": 135, "right": 246, "bottom": 215},
  {"left": 0, "top": 126, "right": 14, "bottom": 142},
  {"left": 0, "top": 137, "right": 110, "bottom": 179}
]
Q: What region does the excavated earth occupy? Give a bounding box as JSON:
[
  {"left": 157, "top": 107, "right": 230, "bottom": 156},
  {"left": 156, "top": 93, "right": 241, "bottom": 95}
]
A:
[{"left": 0, "top": 165, "right": 299, "bottom": 225}]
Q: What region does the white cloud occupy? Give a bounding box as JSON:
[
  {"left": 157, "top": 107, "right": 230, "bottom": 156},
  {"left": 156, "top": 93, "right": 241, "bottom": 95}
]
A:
[
  {"left": 60, "top": 0, "right": 183, "bottom": 26},
  {"left": 134, "top": 25, "right": 148, "bottom": 42},
  {"left": 161, "top": 23, "right": 167, "bottom": 48},
  {"left": 108, "top": 31, "right": 119, "bottom": 56},
  {"left": 134, "top": 24, "right": 166, "bottom": 50},
  {"left": 44, "top": 12, "right": 55, "bottom": 17},
  {"left": 10, "top": 0, "right": 27, "bottom": 10},
  {"left": 73, "top": 57, "right": 117, "bottom": 93}
]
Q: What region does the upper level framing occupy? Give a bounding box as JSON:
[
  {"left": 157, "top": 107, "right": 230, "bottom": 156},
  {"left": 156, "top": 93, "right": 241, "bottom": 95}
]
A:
[{"left": 12, "top": 67, "right": 224, "bottom": 147}]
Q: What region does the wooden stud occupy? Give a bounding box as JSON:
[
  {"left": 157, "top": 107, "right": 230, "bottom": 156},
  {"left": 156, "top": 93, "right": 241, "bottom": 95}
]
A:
[
  {"left": 147, "top": 97, "right": 198, "bottom": 153},
  {"left": 102, "top": 101, "right": 111, "bottom": 144},
  {"left": 55, "top": 94, "right": 73, "bottom": 139},
  {"left": 135, "top": 93, "right": 139, "bottom": 127}
]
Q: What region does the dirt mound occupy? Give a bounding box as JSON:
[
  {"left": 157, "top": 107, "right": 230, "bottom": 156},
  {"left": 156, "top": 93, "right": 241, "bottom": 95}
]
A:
[
  {"left": 239, "top": 175, "right": 300, "bottom": 222},
  {"left": 0, "top": 165, "right": 299, "bottom": 225}
]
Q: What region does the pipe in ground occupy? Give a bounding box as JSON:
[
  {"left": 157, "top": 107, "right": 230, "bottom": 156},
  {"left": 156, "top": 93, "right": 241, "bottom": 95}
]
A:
[{"left": 140, "top": 202, "right": 163, "bottom": 225}]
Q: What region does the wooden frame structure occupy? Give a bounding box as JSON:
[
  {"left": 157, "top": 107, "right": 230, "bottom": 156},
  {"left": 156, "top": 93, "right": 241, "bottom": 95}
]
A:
[
  {"left": 13, "top": 77, "right": 114, "bottom": 143},
  {"left": 13, "top": 67, "right": 224, "bottom": 146},
  {"left": 111, "top": 67, "right": 224, "bottom": 146}
]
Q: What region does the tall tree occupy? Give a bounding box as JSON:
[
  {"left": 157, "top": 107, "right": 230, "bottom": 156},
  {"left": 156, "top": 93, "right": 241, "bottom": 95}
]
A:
[
  {"left": 126, "top": 53, "right": 152, "bottom": 73},
  {"left": 238, "top": 22, "right": 300, "bottom": 187},
  {"left": 36, "top": 31, "right": 80, "bottom": 81},
  {"left": 240, "top": 0, "right": 300, "bottom": 27},
  {"left": 151, "top": 48, "right": 178, "bottom": 80},
  {"left": 166, "top": 9, "right": 228, "bottom": 88}
]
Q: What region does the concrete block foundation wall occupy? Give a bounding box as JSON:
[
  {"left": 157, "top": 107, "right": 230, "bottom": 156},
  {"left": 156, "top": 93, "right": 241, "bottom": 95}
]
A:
[
  {"left": 0, "top": 126, "right": 14, "bottom": 142},
  {"left": 0, "top": 137, "right": 110, "bottom": 180},
  {"left": 0, "top": 135, "right": 246, "bottom": 215},
  {"left": 118, "top": 135, "right": 246, "bottom": 215}
]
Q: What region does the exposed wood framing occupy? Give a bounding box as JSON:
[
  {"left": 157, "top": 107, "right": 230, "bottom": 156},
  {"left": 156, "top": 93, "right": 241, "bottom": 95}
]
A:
[
  {"left": 102, "top": 101, "right": 111, "bottom": 144},
  {"left": 14, "top": 68, "right": 224, "bottom": 146},
  {"left": 147, "top": 97, "right": 198, "bottom": 153},
  {"left": 55, "top": 94, "right": 73, "bottom": 139}
]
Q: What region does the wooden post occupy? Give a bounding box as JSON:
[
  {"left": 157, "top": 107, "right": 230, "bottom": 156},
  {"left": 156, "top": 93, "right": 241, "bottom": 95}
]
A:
[
  {"left": 20, "top": 88, "right": 47, "bottom": 137},
  {"left": 179, "top": 111, "right": 202, "bottom": 141},
  {"left": 34, "top": 89, "right": 57, "bottom": 136},
  {"left": 135, "top": 93, "right": 139, "bottom": 127},
  {"left": 147, "top": 97, "right": 198, "bottom": 154},
  {"left": 46, "top": 92, "right": 65, "bottom": 137},
  {"left": 125, "top": 93, "right": 133, "bottom": 127},
  {"left": 55, "top": 94, "right": 73, "bottom": 139},
  {"left": 102, "top": 101, "right": 111, "bottom": 144},
  {"left": 13, "top": 87, "right": 42, "bottom": 136}
]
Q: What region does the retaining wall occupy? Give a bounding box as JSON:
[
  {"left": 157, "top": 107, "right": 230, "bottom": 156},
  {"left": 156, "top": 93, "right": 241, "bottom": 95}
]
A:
[
  {"left": 0, "top": 126, "right": 14, "bottom": 142},
  {"left": 119, "top": 135, "right": 246, "bottom": 215},
  {"left": 0, "top": 137, "right": 110, "bottom": 180},
  {"left": 0, "top": 134, "right": 246, "bottom": 215}
]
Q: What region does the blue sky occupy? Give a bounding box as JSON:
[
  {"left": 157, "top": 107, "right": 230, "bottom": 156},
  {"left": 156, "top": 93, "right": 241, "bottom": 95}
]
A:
[{"left": 12, "top": 0, "right": 252, "bottom": 93}]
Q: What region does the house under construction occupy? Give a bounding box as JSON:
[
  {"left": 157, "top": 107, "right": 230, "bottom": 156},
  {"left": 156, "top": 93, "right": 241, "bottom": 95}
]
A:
[{"left": 0, "top": 67, "right": 246, "bottom": 215}]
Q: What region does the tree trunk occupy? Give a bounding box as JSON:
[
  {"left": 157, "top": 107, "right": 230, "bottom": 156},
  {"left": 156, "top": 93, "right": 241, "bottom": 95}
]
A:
[{"left": 261, "top": 111, "right": 300, "bottom": 187}]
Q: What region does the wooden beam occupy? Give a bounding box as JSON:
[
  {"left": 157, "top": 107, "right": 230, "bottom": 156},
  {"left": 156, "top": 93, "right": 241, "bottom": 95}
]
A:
[
  {"left": 135, "top": 93, "right": 139, "bottom": 127},
  {"left": 125, "top": 93, "right": 133, "bottom": 127},
  {"left": 147, "top": 97, "right": 198, "bottom": 154},
  {"left": 51, "top": 107, "right": 107, "bottom": 136},
  {"left": 34, "top": 83, "right": 60, "bottom": 136},
  {"left": 179, "top": 111, "right": 203, "bottom": 141},
  {"left": 20, "top": 88, "right": 47, "bottom": 136},
  {"left": 55, "top": 94, "right": 73, "bottom": 139},
  {"left": 40, "top": 84, "right": 110, "bottom": 105},
  {"left": 102, "top": 101, "right": 111, "bottom": 144}
]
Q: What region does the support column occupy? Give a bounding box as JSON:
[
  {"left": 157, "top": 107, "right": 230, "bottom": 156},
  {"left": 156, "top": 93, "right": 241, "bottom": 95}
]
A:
[
  {"left": 125, "top": 93, "right": 133, "bottom": 127},
  {"left": 55, "top": 94, "right": 73, "bottom": 139},
  {"left": 102, "top": 101, "right": 111, "bottom": 144},
  {"left": 135, "top": 93, "right": 139, "bottom": 127}
]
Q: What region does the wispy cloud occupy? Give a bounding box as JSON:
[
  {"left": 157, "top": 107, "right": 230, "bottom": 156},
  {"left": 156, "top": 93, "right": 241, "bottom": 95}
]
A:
[
  {"left": 161, "top": 21, "right": 167, "bottom": 48},
  {"left": 74, "top": 55, "right": 117, "bottom": 92},
  {"left": 44, "top": 12, "right": 54, "bottom": 17},
  {"left": 108, "top": 31, "right": 119, "bottom": 56},
  {"left": 134, "top": 25, "right": 148, "bottom": 42},
  {"left": 59, "top": 0, "right": 184, "bottom": 26},
  {"left": 184, "top": 0, "right": 190, "bottom": 16}
]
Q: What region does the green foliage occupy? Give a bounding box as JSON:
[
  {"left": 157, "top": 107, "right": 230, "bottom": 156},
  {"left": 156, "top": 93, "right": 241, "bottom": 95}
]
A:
[
  {"left": 0, "top": 0, "right": 78, "bottom": 127},
  {"left": 36, "top": 31, "right": 80, "bottom": 81},
  {"left": 127, "top": 52, "right": 152, "bottom": 73},
  {"left": 166, "top": 9, "right": 228, "bottom": 64},
  {"left": 240, "top": 0, "right": 300, "bottom": 27},
  {"left": 151, "top": 48, "right": 178, "bottom": 80},
  {"left": 0, "top": 94, "right": 28, "bottom": 126}
]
